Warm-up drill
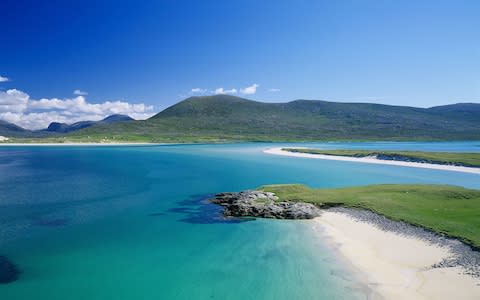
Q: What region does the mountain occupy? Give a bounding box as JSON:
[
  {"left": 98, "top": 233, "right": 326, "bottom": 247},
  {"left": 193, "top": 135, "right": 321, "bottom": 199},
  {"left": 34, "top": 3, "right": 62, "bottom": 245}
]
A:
[
  {"left": 0, "top": 120, "right": 29, "bottom": 137},
  {"left": 46, "top": 114, "right": 134, "bottom": 133},
  {"left": 426, "top": 103, "right": 480, "bottom": 122},
  {"left": 101, "top": 114, "right": 134, "bottom": 123},
  {"left": 70, "top": 95, "right": 480, "bottom": 142}
]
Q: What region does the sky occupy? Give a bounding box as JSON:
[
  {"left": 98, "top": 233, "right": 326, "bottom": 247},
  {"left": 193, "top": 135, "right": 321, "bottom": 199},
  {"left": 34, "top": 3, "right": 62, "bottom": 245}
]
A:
[{"left": 1, "top": 0, "right": 479, "bottom": 129}]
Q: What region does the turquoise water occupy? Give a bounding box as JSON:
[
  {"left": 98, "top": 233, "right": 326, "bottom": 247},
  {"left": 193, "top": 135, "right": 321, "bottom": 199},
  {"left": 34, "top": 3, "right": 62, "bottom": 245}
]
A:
[{"left": 0, "top": 142, "right": 479, "bottom": 299}]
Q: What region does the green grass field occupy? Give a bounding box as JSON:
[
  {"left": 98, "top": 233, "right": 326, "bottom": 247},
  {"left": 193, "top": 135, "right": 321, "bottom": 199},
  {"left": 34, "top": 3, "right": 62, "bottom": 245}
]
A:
[
  {"left": 283, "top": 148, "right": 480, "bottom": 168},
  {"left": 261, "top": 184, "right": 480, "bottom": 248}
]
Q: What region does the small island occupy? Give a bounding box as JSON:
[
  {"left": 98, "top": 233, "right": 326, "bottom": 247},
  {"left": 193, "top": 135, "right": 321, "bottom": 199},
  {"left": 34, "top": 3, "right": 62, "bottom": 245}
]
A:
[
  {"left": 211, "top": 184, "right": 480, "bottom": 299},
  {"left": 213, "top": 184, "right": 480, "bottom": 247}
]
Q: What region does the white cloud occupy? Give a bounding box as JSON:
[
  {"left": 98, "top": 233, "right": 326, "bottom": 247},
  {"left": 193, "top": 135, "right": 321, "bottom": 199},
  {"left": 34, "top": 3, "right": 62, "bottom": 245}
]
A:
[
  {"left": 214, "top": 87, "right": 237, "bottom": 95},
  {"left": 73, "top": 89, "right": 88, "bottom": 96},
  {"left": 269, "top": 88, "right": 280, "bottom": 92},
  {"left": 190, "top": 88, "right": 207, "bottom": 94},
  {"left": 240, "top": 83, "right": 259, "bottom": 95},
  {"left": 0, "top": 89, "right": 29, "bottom": 113},
  {"left": 0, "top": 75, "right": 10, "bottom": 82},
  {"left": 0, "top": 89, "right": 155, "bottom": 130}
]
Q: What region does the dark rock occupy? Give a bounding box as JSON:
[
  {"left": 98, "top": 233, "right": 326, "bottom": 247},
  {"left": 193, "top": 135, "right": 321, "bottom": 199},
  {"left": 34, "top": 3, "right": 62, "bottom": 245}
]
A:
[
  {"left": 0, "top": 256, "right": 19, "bottom": 284},
  {"left": 210, "top": 190, "right": 320, "bottom": 219}
]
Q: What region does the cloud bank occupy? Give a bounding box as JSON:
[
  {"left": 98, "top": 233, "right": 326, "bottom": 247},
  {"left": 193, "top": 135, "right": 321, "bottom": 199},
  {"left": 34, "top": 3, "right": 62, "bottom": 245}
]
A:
[
  {"left": 0, "top": 75, "right": 9, "bottom": 82},
  {"left": 0, "top": 89, "right": 154, "bottom": 130}
]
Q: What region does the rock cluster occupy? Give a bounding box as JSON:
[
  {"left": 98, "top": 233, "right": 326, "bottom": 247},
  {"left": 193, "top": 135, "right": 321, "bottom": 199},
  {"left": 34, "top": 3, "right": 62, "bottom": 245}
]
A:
[{"left": 210, "top": 190, "right": 320, "bottom": 219}]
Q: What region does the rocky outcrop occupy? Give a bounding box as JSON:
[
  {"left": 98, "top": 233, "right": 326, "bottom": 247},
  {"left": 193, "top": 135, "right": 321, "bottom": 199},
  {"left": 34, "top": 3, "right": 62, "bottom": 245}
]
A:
[{"left": 210, "top": 190, "right": 320, "bottom": 219}]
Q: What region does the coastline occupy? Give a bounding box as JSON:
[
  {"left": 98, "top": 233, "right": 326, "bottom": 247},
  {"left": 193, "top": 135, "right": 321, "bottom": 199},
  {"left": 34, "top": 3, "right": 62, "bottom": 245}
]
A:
[
  {"left": 264, "top": 147, "right": 480, "bottom": 174},
  {"left": 0, "top": 142, "right": 163, "bottom": 146},
  {"left": 313, "top": 209, "right": 480, "bottom": 300}
]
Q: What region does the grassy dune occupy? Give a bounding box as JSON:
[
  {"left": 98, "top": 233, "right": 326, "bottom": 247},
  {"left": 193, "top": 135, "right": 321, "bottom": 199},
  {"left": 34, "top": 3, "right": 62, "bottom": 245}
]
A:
[
  {"left": 261, "top": 184, "right": 480, "bottom": 248},
  {"left": 283, "top": 148, "right": 480, "bottom": 168}
]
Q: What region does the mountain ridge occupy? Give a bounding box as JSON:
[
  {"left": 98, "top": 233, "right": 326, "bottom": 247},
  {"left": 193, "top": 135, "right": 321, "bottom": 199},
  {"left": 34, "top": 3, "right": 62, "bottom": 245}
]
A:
[
  {"left": 68, "top": 95, "right": 480, "bottom": 142},
  {"left": 2, "top": 96, "right": 479, "bottom": 141},
  {"left": 0, "top": 119, "right": 29, "bottom": 137},
  {"left": 45, "top": 114, "right": 134, "bottom": 133},
  {"left": 0, "top": 114, "right": 134, "bottom": 137}
]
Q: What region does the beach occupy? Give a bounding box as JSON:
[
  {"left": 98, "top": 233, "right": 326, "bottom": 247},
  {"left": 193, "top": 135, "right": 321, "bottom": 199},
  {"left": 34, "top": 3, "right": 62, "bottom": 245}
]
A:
[
  {"left": 264, "top": 147, "right": 480, "bottom": 174},
  {"left": 313, "top": 209, "right": 480, "bottom": 299}
]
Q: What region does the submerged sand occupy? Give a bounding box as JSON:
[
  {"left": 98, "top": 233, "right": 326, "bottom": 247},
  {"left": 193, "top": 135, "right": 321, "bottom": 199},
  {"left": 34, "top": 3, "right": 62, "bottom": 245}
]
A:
[
  {"left": 264, "top": 148, "right": 480, "bottom": 174},
  {"left": 313, "top": 211, "right": 480, "bottom": 300}
]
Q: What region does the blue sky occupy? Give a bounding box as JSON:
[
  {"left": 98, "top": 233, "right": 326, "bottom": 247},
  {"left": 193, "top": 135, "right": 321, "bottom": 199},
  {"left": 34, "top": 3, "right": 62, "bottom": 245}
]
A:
[{"left": 1, "top": 0, "right": 479, "bottom": 128}]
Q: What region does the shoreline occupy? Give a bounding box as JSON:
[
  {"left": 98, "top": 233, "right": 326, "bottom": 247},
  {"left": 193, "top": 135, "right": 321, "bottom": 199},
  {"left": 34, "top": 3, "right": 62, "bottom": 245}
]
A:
[
  {"left": 0, "top": 142, "right": 164, "bottom": 146},
  {"left": 313, "top": 208, "right": 480, "bottom": 299},
  {"left": 264, "top": 147, "right": 480, "bottom": 174}
]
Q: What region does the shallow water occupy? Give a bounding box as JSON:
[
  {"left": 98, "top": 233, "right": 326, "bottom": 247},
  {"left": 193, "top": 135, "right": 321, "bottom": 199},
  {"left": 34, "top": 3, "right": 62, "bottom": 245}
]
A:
[{"left": 0, "top": 142, "right": 479, "bottom": 299}]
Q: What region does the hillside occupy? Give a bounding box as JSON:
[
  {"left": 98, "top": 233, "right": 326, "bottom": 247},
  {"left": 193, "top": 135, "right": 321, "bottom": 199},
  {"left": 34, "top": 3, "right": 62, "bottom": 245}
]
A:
[
  {"left": 0, "top": 120, "right": 44, "bottom": 138},
  {"left": 0, "top": 95, "right": 474, "bottom": 142},
  {"left": 45, "top": 114, "right": 134, "bottom": 133},
  {"left": 0, "top": 114, "right": 135, "bottom": 140},
  {"left": 64, "top": 95, "right": 480, "bottom": 142},
  {"left": 0, "top": 120, "right": 27, "bottom": 137}
]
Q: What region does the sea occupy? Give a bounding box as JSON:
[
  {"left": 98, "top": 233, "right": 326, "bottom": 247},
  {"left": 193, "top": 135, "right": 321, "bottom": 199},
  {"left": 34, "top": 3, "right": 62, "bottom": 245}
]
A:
[{"left": 0, "top": 142, "right": 479, "bottom": 299}]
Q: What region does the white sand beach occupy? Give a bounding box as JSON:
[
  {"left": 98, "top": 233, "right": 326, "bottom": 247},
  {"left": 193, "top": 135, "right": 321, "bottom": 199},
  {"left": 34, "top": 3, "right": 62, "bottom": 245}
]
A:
[
  {"left": 314, "top": 211, "right": 480, "bottom": 300},
  {"left": 264, "top": 147, "right": 480, "bottom": 174}
]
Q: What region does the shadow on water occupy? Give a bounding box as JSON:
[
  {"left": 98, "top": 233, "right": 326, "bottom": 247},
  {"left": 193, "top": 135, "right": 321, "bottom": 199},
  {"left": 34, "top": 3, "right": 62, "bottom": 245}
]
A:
[
  {"left": 0, "top": 256, "right": 20, "bottom": 284},
  {"left": 151, "top": 194, "right": 255, "bottom": 224}
]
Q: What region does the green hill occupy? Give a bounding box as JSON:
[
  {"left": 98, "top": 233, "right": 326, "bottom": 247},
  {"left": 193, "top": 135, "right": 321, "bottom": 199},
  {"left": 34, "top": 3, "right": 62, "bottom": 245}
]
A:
[{"left": 43, "top": 95, "right": 480, "bottom": 142}]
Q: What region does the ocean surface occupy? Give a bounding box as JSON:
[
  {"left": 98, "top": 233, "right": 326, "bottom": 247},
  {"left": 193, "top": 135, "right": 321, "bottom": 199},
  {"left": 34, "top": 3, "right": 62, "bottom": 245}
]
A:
[{"left": 0, "top": 142, "right": 479, "bottom": 299}]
